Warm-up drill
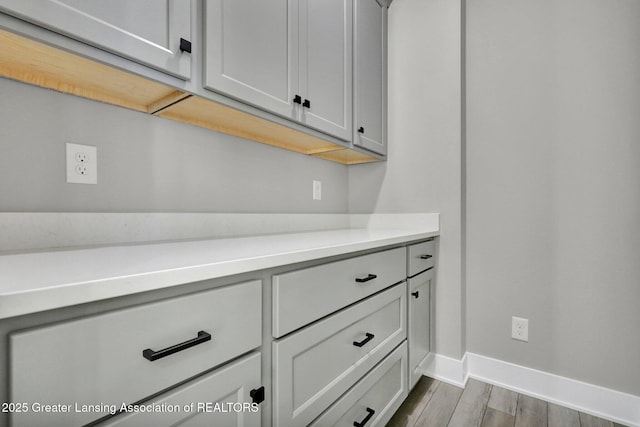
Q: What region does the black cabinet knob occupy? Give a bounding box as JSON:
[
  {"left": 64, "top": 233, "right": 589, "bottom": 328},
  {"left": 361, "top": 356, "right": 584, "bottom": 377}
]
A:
[
  {"left": 293, "top": 95, "right": 302, "bottom": 104},
  {"left": 179, "top": 38, "right": 192, "bottom": 53},
  {"left": 358, "top": 127, "right": 364, "bottom": 133},
  {"left": 412, "top": 291, "right": 420, "bottom": 298},
  {"left": 303, "top": 99, "right": 311, "bottom": 108},
  {"left": 250, "top": 386, "right": 265, "bottom": 404}
]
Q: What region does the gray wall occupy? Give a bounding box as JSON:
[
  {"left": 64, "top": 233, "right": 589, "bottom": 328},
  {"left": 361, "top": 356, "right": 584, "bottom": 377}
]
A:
[
  {"left": 466, "top": 0, "right": 640, "bottom": 395},
  {"left": 0, "top": 78, "right": 348, "bottom": 213},
  {"left": 349, "top": 0, "right": 465, "bottom": 359}
]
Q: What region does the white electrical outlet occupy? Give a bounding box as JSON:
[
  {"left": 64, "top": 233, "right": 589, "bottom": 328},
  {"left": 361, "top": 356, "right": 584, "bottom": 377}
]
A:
[
  {"left": 66, "top": 143, "right": 97, "bottom": 184},
  {"left": 511, "top": 316, "right": 529, "bottom": 342},
  {"left": 313, "top": 180, "right": 322, "bottom": 200}
]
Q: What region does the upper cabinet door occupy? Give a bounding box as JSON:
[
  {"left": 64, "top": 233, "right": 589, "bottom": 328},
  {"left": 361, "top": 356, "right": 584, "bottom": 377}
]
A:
[
  {"left": 298, "top": 0, "right": 353, "bottom": 141},
  {"left": 353, "top": 0, "right": 387, "bottom": 155},
  {"left": 204, "top": 0, "right": 298, "bottom": 119},
  {"left": 0, "top": 0, "right": 192, "bottom": 80}
]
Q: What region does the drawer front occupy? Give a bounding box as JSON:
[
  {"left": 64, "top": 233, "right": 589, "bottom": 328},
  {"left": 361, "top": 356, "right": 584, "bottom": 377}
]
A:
[
  {"left": 10, "top": 280, "right": 262, "bottom": 427},
  {"left": 273, "top": 247, "right": 405, "bottom": 337},
  {"left": 407, "top": 239, "right": 436, "bottom": 277},
  {"left": 273, "top": 283, "right": 406, "bottom": 427},
  {"left": 101, "top": 352, "right": 262, "bottom": 427},
  {"left": 310, "top": 342, "right": 408, "bottom": 427}
]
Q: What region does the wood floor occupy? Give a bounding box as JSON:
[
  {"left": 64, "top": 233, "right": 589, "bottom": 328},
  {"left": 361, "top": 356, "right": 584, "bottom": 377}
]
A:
[{"left": 387, "top": 377, "right": 628, "bottom": 427}]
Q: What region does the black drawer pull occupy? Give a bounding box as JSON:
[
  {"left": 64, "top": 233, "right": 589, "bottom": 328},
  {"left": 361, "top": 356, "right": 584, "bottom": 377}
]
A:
[
  {"left": 419, "top": 254, "right": 433, "bottom": 260},
  {"left": 302, "top": 98, "right": 311, "bottom": 108},
  {"left": 354, "top": 407, "right": 375, "bottom": 427},
  {"left": 355, "top": 274, "right": 377, "bottom": 283},
  {"left": 143, "top": 330, "right": 211, "bottom": 361},
  {"left": 412, "top": 291, "right": 420, "bottom": 298},
  {"left": 293, "top": 94, "right": 302, "bottom": 104},
  {"left": 353, "top": 332, "right": 375, "bottom": 347}
]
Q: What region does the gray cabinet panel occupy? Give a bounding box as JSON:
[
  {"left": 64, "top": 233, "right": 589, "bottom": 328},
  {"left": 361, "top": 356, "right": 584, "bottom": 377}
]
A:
[
  {"left": 10, "top": 281, "right": 262, "bottom": 427},
  {"left": 272, "top": 247, "right": 405, "bottom": 337},
  {"left": 310, "top": 342, "right": 408, "bottom": 427},
  {"left": 353, "top": 0, "right": 387, "bottom": 155},
  {"left": 101, "top": 352, "right": 262, "bottom": 427},
  {"left": 408, "top": 269, "right": 432, "bottom": 389},
  {"left": 299, "top": 0, "right": 353, "bottom": 140},
  {"left": 204, "top": 0, "right": 298, "bottom": 118},
  {"left": 0, "top": 0, "right": 191, "bottom": 79},
  {"left": 273, "top": 283, "right": 406, "bottom": 427}
]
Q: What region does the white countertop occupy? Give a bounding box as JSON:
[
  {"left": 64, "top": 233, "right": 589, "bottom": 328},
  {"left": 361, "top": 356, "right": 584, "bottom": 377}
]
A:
[{"left": 0, "top": 225, "right": 438, "bottom": 320}]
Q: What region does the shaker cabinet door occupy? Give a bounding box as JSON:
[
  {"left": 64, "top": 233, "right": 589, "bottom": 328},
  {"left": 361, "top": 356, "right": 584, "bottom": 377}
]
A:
[
  {"left": 408, "top": 270, "right": 432, "bottom": 389},
  {"left": 0, "top": 0, "right": 192, "bottom": 79},
  {"left": 204, "top": 0, "right": 298, "bottom": 119},
  {"left": 298, "top": 0, "right": 353, "bottom": 140},
  {"left": 353, "top": 0, "right": 387, "bottom": 154}
]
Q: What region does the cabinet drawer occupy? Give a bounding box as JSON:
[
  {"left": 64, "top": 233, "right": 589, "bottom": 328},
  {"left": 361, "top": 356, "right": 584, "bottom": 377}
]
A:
[
  {"left": 10, "top": 280, "right": 262, "bottom": 427},
  {"left": 310, "top": 342, "right": 408, "bottom": 427},
  {"left": 407, "top": 239, "right": 436, "bottom": 277},
  {"left": 101, "top": 352, "right": 262, "bottom": 427},
  {"left": 273, "top": 247, "right": 405, "bottom": 337},
  {"left": 273, "top": 283, "right": 406, "bottom": 427}
]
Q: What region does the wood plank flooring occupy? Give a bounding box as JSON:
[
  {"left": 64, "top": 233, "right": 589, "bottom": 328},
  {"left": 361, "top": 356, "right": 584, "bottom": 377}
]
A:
[{"left": 387, "top": 377, "right": 628, "bottom": 427}]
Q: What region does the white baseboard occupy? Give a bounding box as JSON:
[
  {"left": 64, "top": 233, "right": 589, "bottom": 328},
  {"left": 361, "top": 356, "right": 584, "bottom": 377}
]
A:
[
  {"left": 418, "top": 352, "right": 468, "bottom": 388},
  {"left": 418, "top": 352, "right": 640, "bottom": 427}
]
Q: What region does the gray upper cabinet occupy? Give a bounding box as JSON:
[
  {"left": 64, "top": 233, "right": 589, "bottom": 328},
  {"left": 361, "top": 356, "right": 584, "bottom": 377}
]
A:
[
  {"left": 204, "top": 0, "right": 353, "bottom": 141},
  {"left": 204, "top": 0, "right": 298, "bottom": 119},
  {"left": 297, "top": 0, "right": 353, "bottom": 141},
  {"left": 353, "top": 0, "right": 387, "bottom": 155},
  {"left": 0, "top": 0, "right": 192, "bottom": 80}
]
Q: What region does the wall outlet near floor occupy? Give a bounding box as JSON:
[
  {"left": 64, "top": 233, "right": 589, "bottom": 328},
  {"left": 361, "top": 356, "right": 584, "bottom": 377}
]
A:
[
  {"left": 512, "top": 316, "right": 529, "bottom": 342},
  {"left": 313, "top": 180, "right": 322, "bottom": 200},
  {"left": 66, "top": 142, "right": 97, "bottom": 184}
]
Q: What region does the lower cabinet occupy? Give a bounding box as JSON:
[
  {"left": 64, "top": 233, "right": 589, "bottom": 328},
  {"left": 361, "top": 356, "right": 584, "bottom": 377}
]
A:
[
  {"left": 408, "top": 268, "right": 433, "bottom": 389},
  {"left": 9, "top": 280, "right": 262, "bottom": 427},
  {"left": 1, "top": 238, "right": 436, "bottom": 427},
  {"left": 101, "top": 352, "right": 262, "bottom": 427},
  {"left": 272, "top": 283, "right": 407, "bottom": 427},
  {"left": 310, "top": 342, "right": 408, "bottom": 427}
]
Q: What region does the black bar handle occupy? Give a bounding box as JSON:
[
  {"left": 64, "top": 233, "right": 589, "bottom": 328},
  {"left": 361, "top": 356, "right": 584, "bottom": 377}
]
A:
[
  {"left": 293, "top": 95, "right": 302, "bottom": 104},
  {"left": 358, "top": 126, "right": 364, "bottom": 133},
  {"left": 355, "top": 274, "right": 377, "bottom": 283},
  {"left": 143, "top": 330, "right": 211, "bottom": 361},
  {"left": 419, "top": 254, "right": 433, "bottom": 260},
  {"left": 412, "top": 291, "right": 420, "bottom": 298},
  {"left": 180, "top": 38, "right": 192, "bottom": 53},
  {"left": 353, "top": 407, "right": 375, "bottom": 427},
  {"left": 353, "top": 332, "right": 375, "bottom": 347},
  {"left": 303, "top": 99, "right": 311, "bottom": 108}
]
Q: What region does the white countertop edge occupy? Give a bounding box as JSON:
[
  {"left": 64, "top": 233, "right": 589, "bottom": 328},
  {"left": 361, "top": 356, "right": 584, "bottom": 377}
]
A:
[{"left": 1, "top": 228, "right": 438, "bottom": 320}]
